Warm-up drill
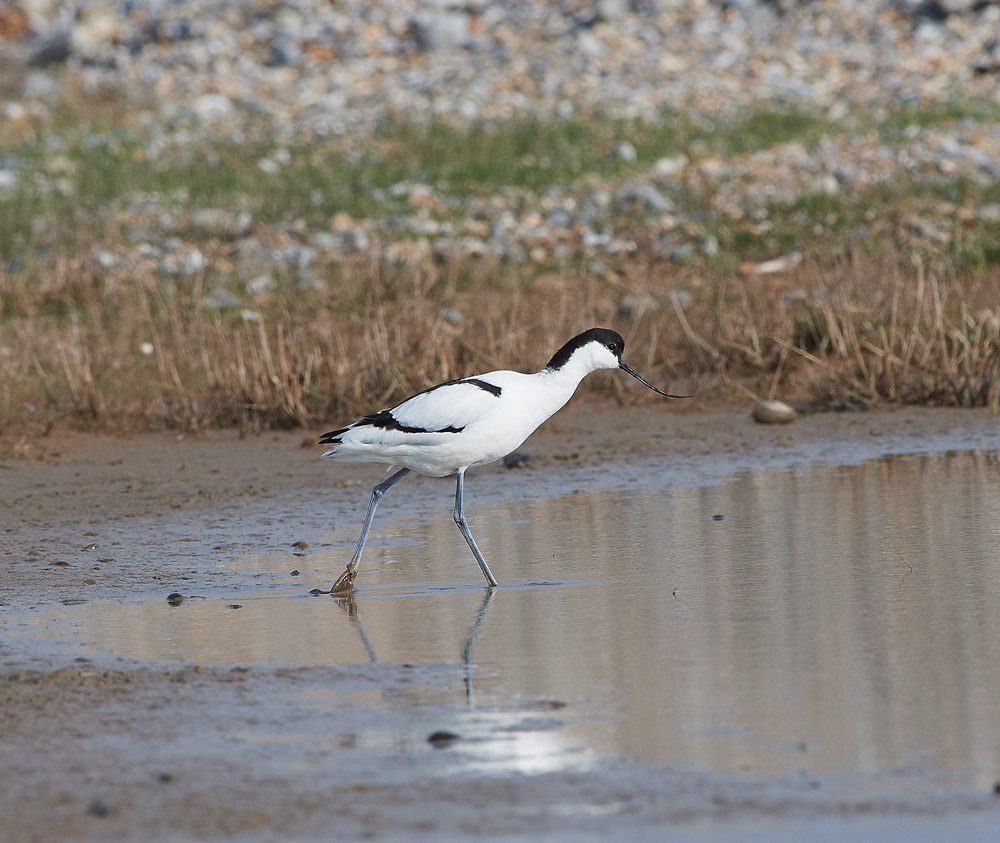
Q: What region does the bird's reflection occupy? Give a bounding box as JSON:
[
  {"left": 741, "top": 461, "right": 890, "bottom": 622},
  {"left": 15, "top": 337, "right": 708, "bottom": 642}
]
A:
[
  {"left": 462, "top": 588, "right": 496, "bottom": 704},
  {"left": 331, "top": 591, "right": 378, "bottom": 663},
  {"left": 331, "top": 588, "right": 496, "bottom": 703}
]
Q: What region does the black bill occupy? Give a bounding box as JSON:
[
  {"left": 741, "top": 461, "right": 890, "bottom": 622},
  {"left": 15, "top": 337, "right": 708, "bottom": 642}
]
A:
[{"left": 619, "top": 361, "right": 691, "bottom": 399}]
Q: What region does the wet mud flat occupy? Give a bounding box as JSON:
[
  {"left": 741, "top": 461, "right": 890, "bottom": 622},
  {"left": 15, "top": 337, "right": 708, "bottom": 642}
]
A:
[{"left": 3, "top": 406, "right": 1000, "bottom": 841}]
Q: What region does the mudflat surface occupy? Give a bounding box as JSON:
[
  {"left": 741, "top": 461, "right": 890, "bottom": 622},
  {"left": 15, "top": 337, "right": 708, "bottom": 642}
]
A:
[{"left": 3, "top": 405, "right": 1000, "bottom": 842}]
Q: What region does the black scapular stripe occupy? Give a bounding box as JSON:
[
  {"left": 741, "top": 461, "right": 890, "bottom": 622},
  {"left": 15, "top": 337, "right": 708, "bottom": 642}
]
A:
[
  {"left": 318, "top": 377, "right": 501, "bottom": 443},
  {"left": 462, "top": 378, "right": 502, "bottom": 397},
  {"left": 409, "top": 376, "right": 502, "bottom": 399},
  {"left": 319, "top": 409, "right": 463, "bottom": 441},
  {"left": 356, "top": 409, "right": 464, "bottom": 435}
]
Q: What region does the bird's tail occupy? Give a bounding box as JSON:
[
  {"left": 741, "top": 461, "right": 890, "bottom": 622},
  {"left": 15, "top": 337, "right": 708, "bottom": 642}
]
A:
[{"left": 319, "top": 426, "right": 346, "bottom": 458}]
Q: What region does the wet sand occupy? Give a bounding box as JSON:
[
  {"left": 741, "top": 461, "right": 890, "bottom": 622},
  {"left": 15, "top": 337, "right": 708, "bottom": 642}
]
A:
[{"left": 3, "top": 405, "right": 1000, "bottom": 841}]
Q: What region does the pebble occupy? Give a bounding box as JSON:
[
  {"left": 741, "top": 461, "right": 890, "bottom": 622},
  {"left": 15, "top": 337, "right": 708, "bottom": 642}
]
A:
[
  {"left": 752, "top": 400, "right": 798, "bottom": 425},
  {"left": 204, "top": 289, "right": 237, "bottom": 311},
  {"left": 427, "top": 730, "right": 461, "bottom": 748},
  {"left": 87, "top": 799, "right": 115, "bottom": 818}
]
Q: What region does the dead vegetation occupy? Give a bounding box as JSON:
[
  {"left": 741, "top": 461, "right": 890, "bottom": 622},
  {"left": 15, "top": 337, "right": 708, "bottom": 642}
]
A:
[{"left": 2, "top": 243, "right": 998, "bottom": 457}]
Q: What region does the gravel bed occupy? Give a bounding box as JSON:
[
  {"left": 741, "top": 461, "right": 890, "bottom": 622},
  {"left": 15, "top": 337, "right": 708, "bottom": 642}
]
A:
[{"left": 3, "top": 0, "right": 1000, "bottom": 286}]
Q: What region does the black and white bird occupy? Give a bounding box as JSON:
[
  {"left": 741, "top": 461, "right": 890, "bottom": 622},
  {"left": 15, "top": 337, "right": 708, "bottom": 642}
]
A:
[{"left": 319, "top": 328, "right": 687, "bottom": 593}]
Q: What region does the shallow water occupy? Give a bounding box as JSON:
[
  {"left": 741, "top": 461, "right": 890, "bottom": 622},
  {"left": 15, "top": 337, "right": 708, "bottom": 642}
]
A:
[{"left": 13, "top": 448, "right": 1000, "bottom": 792}]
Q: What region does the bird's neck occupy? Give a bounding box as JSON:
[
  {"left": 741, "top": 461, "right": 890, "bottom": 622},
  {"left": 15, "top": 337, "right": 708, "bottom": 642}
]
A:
[{"left": 536, "top": 358, "right": 597, "bottom": 408}]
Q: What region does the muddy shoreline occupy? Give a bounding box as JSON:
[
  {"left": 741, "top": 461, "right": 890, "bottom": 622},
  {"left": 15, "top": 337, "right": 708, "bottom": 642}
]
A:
[{"left": 3, "top": 405, "right": 1000, "bottom": 841}]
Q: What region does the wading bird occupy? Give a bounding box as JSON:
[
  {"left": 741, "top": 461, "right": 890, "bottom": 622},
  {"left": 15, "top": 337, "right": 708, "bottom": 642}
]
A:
[{"left": 319, "top": 328, "right": 687, "bottom": 593}]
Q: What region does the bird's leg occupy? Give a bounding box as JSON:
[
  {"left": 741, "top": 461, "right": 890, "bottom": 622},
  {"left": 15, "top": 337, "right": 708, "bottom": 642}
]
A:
[
  {"left": 330, "top": 467, "right": 410, "bottom": 594},
  {"left": 453, "top": 469, "right": 498, "bottom": 588}
]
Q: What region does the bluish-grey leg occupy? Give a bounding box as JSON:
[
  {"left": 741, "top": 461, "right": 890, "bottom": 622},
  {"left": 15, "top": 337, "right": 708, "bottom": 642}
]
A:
[
  {"left": 453, "top": 469, "right": 498, "bottom": 588},
  {"left": 330, "top": 467, "right": 410, "bottom": 594}
]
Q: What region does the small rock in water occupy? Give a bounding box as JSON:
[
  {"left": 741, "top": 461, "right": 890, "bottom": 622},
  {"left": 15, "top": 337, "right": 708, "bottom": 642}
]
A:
[
  {"left": 427, "top": 730, "right": 460, "bottom": 748},
  {"left": 227, "top": 604, "right": 243, "bottom": 609},
  {"left": 87, "top": 799, "right": 114, "bottom": 818},
  {"left": 752, "top": 400, "right": 798, "bottom": 424},
  {"left": 166, "top": 592, "right": 185, "bottom": 605}
]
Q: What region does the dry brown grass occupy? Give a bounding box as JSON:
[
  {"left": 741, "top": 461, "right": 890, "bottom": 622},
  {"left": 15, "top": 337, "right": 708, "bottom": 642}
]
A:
[{"left": 1, "top": 246, "right": 998, "bottom": 456}]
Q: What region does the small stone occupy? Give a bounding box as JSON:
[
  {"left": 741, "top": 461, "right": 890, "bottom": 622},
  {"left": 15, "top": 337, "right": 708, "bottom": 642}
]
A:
[
  {"left": 617, "top": 183, "right": 673, "bottom": 213},
  {"left": 166, "top": 592, "right": 185, "bottom": 605},
  {"left": 191, "top": 94, "right": 234, "bottom": 121},
  {"left": 190, "top": 208, "right": 248, "bottom": 236},
  {"left": 87, "top": 800, "right": 114, "bottom": 817},
  {"left": 413, "top": 13, "right": 470, "bottom": 52},
  {"left": 653, "top": 155, "right": 689, "bottom": 177},
  {"left": 739, "top": 252, "right": 803, "bottom": 276},
  {"left": 182, "top": 249, "right": 205, "bottom": 276},
  {"left": 248, "top": 275, "right": 274, "bottom": 295},
  {"left": 268, "top": 37, "right": 303, "bottom": 67},
  {"left": 204, "top": 289, "right": 237, "bottom": 311},
  {"left": 502, "top": 452, "right": 532, "bottom": 469},
  {"left": 975, "top": 203, "right": 1000, "bottom": 222},
  {"left": 596, "top": 0, "right": 630, "bottom": 21},
  {"left": 427, "top": 730, "right": 460, "bottom": 748},
  {"left": 752, "top": 400, "right": 798, "bottom": 424},
  {"left": 616, "top": 141, "right": 637, "bottom": 163},
  {"left": 29, "top": 29, "right": 71, "bottom": 67}
]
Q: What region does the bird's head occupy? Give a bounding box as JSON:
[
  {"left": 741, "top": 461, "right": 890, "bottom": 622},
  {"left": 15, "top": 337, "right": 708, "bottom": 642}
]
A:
[{"left": 545, "top": 328, "right": 691, "bottom": 398}]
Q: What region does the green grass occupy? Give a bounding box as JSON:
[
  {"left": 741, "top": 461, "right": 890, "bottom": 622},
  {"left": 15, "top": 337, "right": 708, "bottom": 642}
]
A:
[
  {"left": 0, "top": 107, "right": 838, "bottom": 261},
  {"left": 871, "top": 99, "right": 1000, "bottom": 142},
  {"left": 4, "top": 100, "right": 1000, "bottom": 269}
]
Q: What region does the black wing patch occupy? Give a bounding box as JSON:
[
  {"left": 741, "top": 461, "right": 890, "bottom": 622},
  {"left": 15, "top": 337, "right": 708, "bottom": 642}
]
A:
[
  {"left": 319, "top": 377, "right": 501, "bottom": 442},
  {"left": 319, "top": 409, "right": 463, "bottom": 441},
  {"left": 355, "top": 409, "right": 464, "bottom": 435},
  {"left": 408, "top": 376, "right": 502, "bottom": 399},
  {"left": 463, "top": 378, "right": 502, "bottom": 397}
]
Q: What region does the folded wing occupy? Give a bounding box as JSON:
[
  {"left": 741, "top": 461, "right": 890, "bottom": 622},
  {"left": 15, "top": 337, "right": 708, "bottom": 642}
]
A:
[{"left": 320, "top": 377, "right": 503, "bottom": 446}]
